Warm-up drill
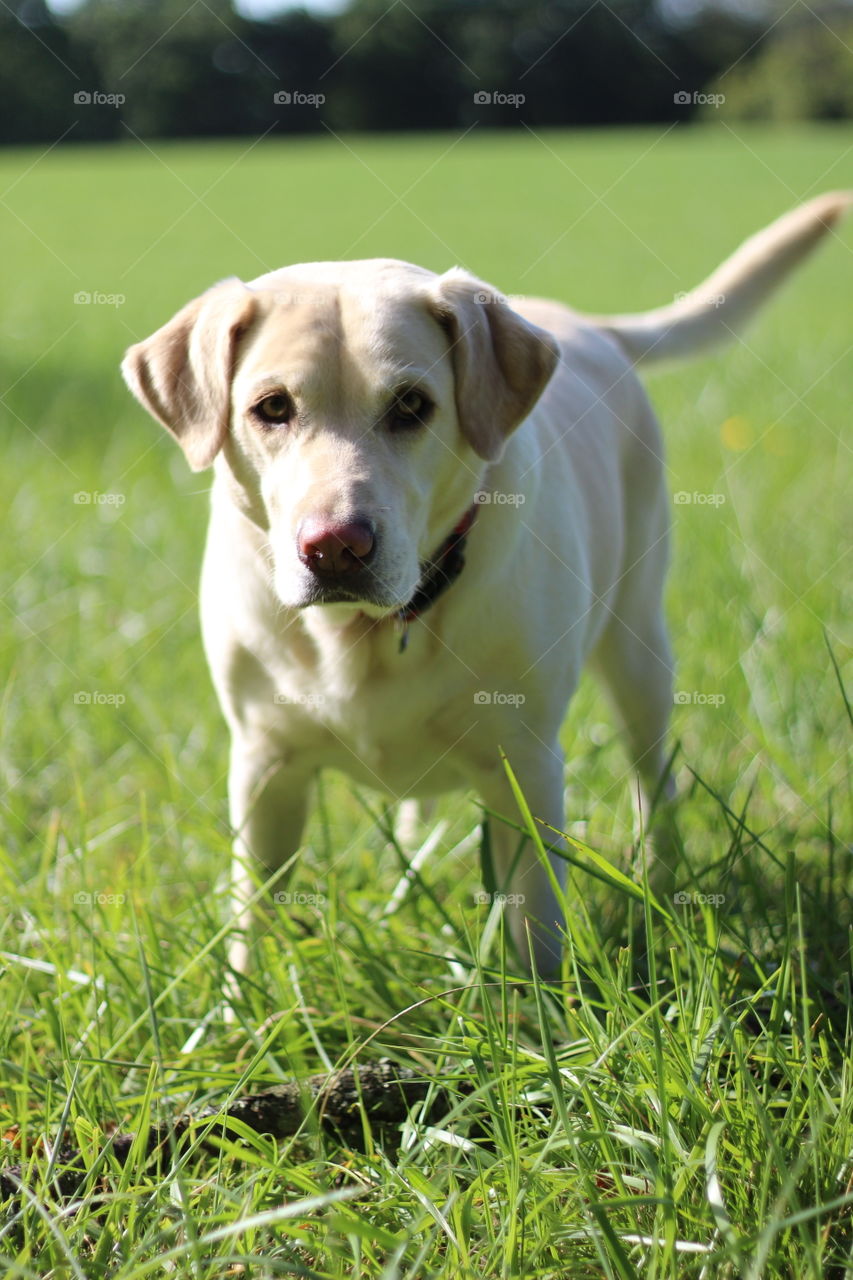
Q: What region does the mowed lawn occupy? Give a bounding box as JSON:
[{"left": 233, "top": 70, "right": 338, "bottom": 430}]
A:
[{"left": 0, "top": 125, "right": 851, "bottom": 1276}]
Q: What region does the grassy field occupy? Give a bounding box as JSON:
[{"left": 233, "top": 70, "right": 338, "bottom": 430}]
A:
[{"left": 0, "top": 124, "right": 851, "bottom": 1277}]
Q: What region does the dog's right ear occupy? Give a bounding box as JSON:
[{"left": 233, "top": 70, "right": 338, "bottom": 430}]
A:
[
  {"left": 122, "top": 280, "right": 257, "bottom": 471},
  {"left": 427, "top": 269, "right": 559, "bottom": 462}
]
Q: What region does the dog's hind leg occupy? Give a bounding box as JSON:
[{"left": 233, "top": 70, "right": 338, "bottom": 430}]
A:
[
  {"left": 474, "top": 745, "right": 568, "bottom": 978},
  {"left": 592, "top": 586, "right": 679, "bottom": 906}
]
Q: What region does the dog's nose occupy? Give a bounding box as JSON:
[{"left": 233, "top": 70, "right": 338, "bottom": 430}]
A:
[{"left": 297, "top": 517, "right": 376, "bottom": 575}]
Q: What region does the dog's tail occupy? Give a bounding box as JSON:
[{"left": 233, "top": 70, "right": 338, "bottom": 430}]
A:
[{"left": 593, "top": 191, "right": 851, "bottom": 366}]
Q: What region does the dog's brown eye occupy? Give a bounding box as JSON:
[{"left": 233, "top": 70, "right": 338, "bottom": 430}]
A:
[
  {"left": 254, "top": 393, "right": 294, "bottom": 426},
  {"left": 391, "top": 389, "right": 432, "bottom": 429}
]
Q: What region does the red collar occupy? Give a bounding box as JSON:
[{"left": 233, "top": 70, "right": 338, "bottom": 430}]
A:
[{"left": 396, "top": 503, "right": 479, "bottom": 650}]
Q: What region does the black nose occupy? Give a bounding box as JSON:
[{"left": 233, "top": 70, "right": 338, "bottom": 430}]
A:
[{"left": 297, "top": 517, "right": 376, "bottom": 576}]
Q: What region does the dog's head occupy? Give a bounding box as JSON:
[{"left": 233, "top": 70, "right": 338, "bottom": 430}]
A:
[{"left": 122, "top": 260, "right": 558, "bottom": 613}]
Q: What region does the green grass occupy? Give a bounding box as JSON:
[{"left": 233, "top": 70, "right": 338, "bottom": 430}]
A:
[{"left": 1, "top": 124, "right": 851, "bottom": 1277}]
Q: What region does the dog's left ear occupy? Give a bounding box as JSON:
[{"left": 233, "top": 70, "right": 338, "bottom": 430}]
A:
[
  {"left": 427, "top": 270, "right": 559, "bottom": 461},
  {"left": 122, "top": 279, "right": 257, "bottom": 471}
]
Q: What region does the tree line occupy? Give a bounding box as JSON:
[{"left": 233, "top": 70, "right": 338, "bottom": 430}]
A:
[{"left": 2, "top": 0, "right": 851, "bottom": 146}]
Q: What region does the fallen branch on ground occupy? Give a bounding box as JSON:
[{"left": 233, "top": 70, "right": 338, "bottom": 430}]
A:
[{"left": 1, "top": 1059, "right": 452, "bottom": 1209}]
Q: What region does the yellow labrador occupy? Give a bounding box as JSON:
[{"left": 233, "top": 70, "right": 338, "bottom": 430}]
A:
[{"left": 123, "top": 193, "right": 848, "bottom": 976}]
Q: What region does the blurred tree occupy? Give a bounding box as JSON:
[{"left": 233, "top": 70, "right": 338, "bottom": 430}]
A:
[
  {"left": 0, "top": 0, "right": 848, "bottom": 143},
  {"left": 0, "top": 0, "right": 107, "bottom": 144},
  {"left": 328, "top": 0, "right": 633, "bottom": 127},
  {"left": 326, "top": 0, "right": 465, "bottom": 129},
  {"left": 250, "top": 10, "right": 338, "bottom": 134},
  {"left": 326, "top": 0, "right": 765, "bottom": 128},
  {"left": 67, "top": 0, "right": 268, "bottom": 138},
  {"left": 710, "top": 14, "right": 853, "bottom": 119},
  {"left": 66, "top": 0, "right": 337, "bottom": 138}
]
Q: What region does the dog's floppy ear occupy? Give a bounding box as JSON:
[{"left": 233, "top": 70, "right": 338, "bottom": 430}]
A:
[
  {"left": 122, "top": 279, "right": 257, "bottom": 471},
  {"left": 428, "top": 269, "right": 559, "bottom": 461}
]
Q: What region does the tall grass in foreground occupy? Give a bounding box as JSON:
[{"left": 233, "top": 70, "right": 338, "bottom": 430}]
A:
[{"left": 1, "top": 789, "right": 851, "bottom": 1277}]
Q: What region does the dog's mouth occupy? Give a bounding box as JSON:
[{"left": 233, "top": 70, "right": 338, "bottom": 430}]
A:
[
  {"left": 302, "top": 582, "right": 401, "bottom": 609},
  {"left": 291, "top": 568, "right": 410, "bottom": 613}
]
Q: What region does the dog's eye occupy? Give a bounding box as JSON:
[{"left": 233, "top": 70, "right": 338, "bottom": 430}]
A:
[
  {"left": 253, "top": 393, "right": 294, "bottom": 426},
  {"left": 390, "top": 389, "right": 432, "bottom": 429}
]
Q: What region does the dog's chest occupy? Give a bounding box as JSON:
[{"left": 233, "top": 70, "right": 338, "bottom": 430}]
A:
[
  {"left": 267, "top": 628, "right": 487, "bottom": 795},
  {"left": 282, "top": 683, "right": 468, "bottom": 794}
]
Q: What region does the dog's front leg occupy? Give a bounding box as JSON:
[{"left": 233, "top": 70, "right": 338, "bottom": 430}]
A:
[
  {"left": 475, "top": 748, "right": 567, "bottom": 978},
  {"left": 226, "top": 736, "right": 312, "bottom": 977}
]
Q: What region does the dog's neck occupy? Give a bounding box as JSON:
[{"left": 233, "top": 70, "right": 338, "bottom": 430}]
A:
[{"left": 395, "top": 503, "right": 479, "bottom": 652}]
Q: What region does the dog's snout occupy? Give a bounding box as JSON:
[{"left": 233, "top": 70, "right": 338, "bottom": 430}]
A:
[{"left": 297, "top": 517, "right": 376, "bottom": 575}]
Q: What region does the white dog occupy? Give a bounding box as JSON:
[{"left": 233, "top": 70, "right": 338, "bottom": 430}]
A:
[{"left": 123, "top": 193, "right": 848, "bottom": 976}]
